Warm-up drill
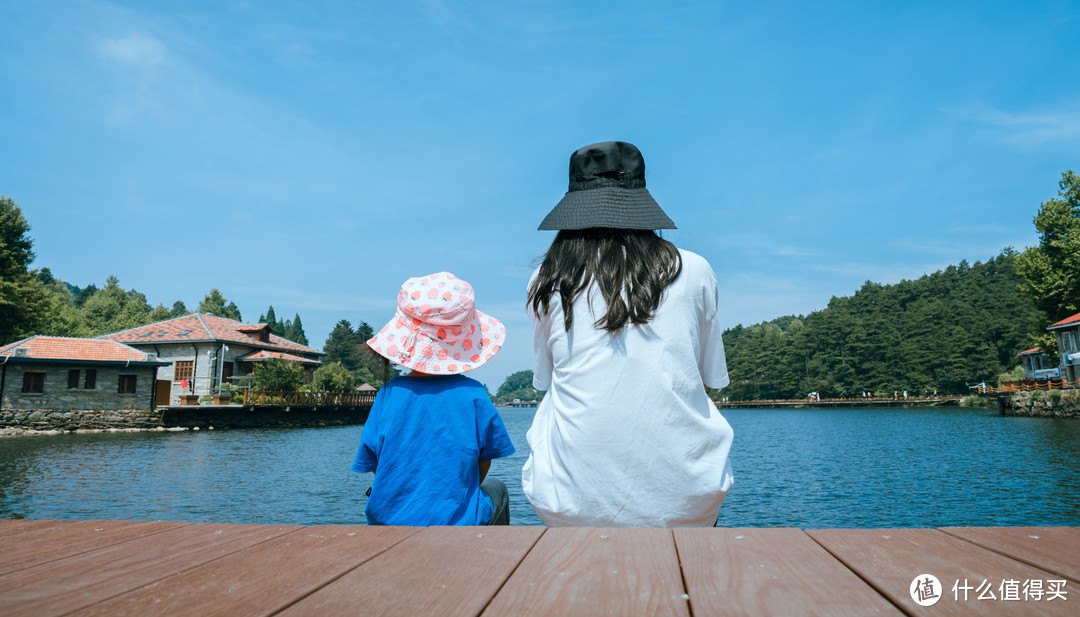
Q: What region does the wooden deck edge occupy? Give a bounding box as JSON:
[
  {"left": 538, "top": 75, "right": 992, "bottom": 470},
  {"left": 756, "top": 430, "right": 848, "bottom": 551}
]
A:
[{"left": 937, "top": 526, "right": 1080, "bottom": 584}]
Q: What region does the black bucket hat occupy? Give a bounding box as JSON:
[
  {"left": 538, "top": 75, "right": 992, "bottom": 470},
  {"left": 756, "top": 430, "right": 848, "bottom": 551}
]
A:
[{"left": 538, "top": 141, "right": 676, "bottom": 231}]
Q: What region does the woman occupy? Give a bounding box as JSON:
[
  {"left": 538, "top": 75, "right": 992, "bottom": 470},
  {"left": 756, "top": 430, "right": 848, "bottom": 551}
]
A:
[{"left": 522, "top": 141, "right": 734, "bottom": 527}]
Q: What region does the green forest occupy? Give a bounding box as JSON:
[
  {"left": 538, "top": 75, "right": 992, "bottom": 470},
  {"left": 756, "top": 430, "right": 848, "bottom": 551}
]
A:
[
  {"left": 721, "top": 251, "right": 1040, "bottom": 399},
  {"left": 3, "top": 170, "right": 1079, "bottom": 400}
]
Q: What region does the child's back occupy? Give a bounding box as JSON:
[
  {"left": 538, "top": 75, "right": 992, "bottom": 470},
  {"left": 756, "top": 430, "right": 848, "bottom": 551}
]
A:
[
  {"left": 351, "top": 271, "right": 513, "bottom": 526},
  {"left": 353, "top": 374, "right": 514, "bottom": 526}
]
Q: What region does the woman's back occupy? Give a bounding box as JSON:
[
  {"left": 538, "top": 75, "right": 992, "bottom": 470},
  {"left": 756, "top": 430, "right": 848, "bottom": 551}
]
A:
[{"left": 523, "top": 249, "right": 734, "bottom": 527}]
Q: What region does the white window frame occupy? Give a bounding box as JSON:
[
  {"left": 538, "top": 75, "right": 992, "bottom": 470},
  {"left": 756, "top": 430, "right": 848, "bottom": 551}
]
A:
[{"left": 1064, "top": 331, "right": 1077, "bottom": 353}]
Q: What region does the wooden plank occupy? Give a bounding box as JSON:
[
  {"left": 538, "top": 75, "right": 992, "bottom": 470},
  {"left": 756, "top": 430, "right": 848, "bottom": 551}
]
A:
[
  {"left": 675, "top": 528, "right": 903, "bottom": 616},
  {"left": 0, "top": 519, "right": 83, "bottom": 536},
  {"left": 0, "top": 522, "right": 301, "bottom": 617},
  {"left": 279, "top": 526, "right": 544, "bottom": 617},
  {"left": 481, "top": 528, "right": 689, "bottom": 617},
  {"left": 72, "top": 525, "right": 419, "bottom": 617},
  {"left": 0, "top": 519, "right": 188, "bottom": 575},
  {"left": 809, "top": 528, "right": 1075, "bottom": 616},
  {"left": 941, "top": 527, "right": 1080, "bottom": 584}
]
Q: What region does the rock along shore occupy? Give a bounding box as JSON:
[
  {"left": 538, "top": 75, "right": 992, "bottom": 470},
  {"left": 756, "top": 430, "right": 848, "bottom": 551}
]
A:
[{"left": 1007, "top": 390, "right": 1080, "bottom": 418}]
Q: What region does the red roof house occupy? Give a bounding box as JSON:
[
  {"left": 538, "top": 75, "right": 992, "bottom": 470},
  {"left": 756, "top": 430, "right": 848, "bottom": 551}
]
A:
[
  {"left": 1048, "top": 311, "right": 1080, "bottom": 384},
  {"left": 99, "top": 314, "right": 323, "bottom": 404},
  {"left": 101, "top": 314, "right": 321, "bottom": 357},
  {"left": 1048, "top": 311, "right": 1080, "bottom": 330},
  {"left": 0, "top": 336, "right": 168, "bottom": 418},
  {"left": 1017, "top": 346, "right": 1052, "bottom": 380},
  {"left": 0, "top": 336, "right": 166, "bottom": 365}
]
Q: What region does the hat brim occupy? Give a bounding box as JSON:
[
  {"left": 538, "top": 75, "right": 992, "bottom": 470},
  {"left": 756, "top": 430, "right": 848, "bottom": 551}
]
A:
[
  {"left": 367, "top": 308, "right": 505, "bottom": 375},
  {"left": 538, "top": 188, "right": 676, "bottom": 231}
]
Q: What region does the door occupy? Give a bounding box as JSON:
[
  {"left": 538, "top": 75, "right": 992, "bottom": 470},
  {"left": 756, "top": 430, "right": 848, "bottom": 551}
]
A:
[{"left": 155, "top": 380, "right": 171, "bottom": 406}]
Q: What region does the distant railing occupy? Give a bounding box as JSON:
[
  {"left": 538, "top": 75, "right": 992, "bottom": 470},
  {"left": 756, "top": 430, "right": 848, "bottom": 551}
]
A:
[
  {"left": 980, "top": 379, "right": 1079, "bottom": 393},
  {"left": 242, "top": 389, "right": 378, "bottom": 406},
  {"left": 716, "top": 395, "right": 958, "bottom": 405}
]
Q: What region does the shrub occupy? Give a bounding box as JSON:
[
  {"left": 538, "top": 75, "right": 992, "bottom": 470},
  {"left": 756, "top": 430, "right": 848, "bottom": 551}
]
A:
[
  {"left": 253, "top": 359, "right": 305, "bottom": 391},
  {"left": 312, "top": 361, "right": 355, "bottom": 392}
]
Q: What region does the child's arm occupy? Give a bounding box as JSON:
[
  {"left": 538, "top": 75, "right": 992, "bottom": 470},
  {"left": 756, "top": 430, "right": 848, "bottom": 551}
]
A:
[{"left": 479, "top": 459, "right": 490, "bottom": 484}]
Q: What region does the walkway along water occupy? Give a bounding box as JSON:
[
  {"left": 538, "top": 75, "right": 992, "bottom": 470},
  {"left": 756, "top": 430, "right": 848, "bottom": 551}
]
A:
[{"left": 715, "top": 395, "right": 961, "bottom": 409}]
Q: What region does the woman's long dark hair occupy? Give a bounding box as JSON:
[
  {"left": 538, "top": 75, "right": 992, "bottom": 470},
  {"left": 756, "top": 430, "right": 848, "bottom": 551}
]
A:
[{"left": 528, "top": 229, "right": 683, "bottom": 333}]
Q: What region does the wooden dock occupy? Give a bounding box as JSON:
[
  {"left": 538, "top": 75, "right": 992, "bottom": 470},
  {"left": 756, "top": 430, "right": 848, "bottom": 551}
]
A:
[{"left": 0, "top": 520, "right": 1075, "bottom": 615}]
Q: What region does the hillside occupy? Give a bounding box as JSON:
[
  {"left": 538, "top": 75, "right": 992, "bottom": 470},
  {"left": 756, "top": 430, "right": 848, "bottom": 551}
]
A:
[{"left": 721, "top": 250, "right": 1043, "bottom": 399}]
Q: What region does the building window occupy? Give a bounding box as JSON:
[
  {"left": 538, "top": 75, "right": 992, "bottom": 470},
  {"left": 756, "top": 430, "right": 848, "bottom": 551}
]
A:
[
  {"left": 22, "top": 372, "right": 45, "bottom": 393},
  {"left": 174, "top": 360, "right": 194, "bottom": 382},
  {"left": 1064, "top": 332, "right": 1077, "bottom": 353},
  {"left": 68, "top": 369, "right": 80, "bottom": 389},
  {"left": 118, "top": 375, "right": 137, "bottom": 394},
  {"left": 84, "top": 369, "right": 97, "bottom": 389}
]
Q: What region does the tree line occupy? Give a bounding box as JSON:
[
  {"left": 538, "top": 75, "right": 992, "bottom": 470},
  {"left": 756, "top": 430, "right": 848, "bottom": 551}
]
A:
[{"left": 720, "top": 251, "right": 1041, "bottom": 399}]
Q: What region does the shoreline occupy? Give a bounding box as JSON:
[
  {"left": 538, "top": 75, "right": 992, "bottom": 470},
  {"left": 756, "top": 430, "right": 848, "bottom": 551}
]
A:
[
  {"left": 715, "top": 397, "right": 960, "bottom": 409},
  {"left": 1, "top": 426, "right": 201, "bottom": 437}
]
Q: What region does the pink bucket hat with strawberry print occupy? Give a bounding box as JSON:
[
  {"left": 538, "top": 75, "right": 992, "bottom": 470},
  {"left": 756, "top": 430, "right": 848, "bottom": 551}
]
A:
[{"left": 367, "top": 272, "right": 505, "bottom": 375}]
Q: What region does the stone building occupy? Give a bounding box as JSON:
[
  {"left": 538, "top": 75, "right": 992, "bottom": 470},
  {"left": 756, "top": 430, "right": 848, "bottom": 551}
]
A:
[
  {"left": 1018, "top": 347, "right": 1053, "bottom": 380},
  {"left": 1048, "top": 311, "right": 1080, "bottom": 385},
  {"left": 100, "top": 314, "right": 323, "bottom": 405},
  {"left": 0, "top": 336, "right": 167, "bottom": 425}
]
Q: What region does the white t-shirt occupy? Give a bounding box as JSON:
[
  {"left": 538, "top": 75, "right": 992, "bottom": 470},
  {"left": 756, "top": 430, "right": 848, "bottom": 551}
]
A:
[{"left": 522, "top": 249, "right": 734, "bottom": 527}]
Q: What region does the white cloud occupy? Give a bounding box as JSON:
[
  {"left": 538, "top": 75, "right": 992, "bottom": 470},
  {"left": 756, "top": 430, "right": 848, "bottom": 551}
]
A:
[
  {"left": 98, "top": 33, "right": 167, "bottom": 68},
  {"left": 810, "top": 260, "right": 945, "bottom": 284},
  {"left": 949, "top": 102, "right": 1080, "bottom": 145},
  {"left": 887, "top": 232, "right": 1035, "bottom": 261}
]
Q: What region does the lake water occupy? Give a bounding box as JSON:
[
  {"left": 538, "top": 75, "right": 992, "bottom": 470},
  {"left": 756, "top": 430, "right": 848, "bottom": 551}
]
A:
[{"left": 1, "top": 407, "right": 1078, "bottom": 528}]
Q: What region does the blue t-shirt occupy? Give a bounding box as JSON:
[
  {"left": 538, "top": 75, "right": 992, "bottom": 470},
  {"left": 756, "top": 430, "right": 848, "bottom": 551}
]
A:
[{"left": 352, "top": 374, "right": 515, "bottom": 526}]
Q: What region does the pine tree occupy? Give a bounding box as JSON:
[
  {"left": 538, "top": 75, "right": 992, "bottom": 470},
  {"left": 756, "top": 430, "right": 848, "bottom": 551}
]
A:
[
  {"left": 289, "top": 313, "right": 309, "bottom": 346},
  {"left": 262, "top": 305, "right": 279, "bottom": 330},
  {"left": 0, "top": 196, "right": 53, "bottom": 343},
  {"left": 198, "top": 289, "right": 242, "bottom": 321},
  {"left": 324, "top": 320, "right": 362, "bottom": 371},
  {"left": 80, "top": 276, "right": 155, "bottom": 335}
]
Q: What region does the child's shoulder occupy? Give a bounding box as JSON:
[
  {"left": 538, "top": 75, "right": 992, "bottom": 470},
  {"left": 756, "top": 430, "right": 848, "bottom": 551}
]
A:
[
  {"left": 444, "top": 374, "right": 488, "bottom": 397},
  {"left": 389, "top": 374, "right": 485, "bottom": 393}
]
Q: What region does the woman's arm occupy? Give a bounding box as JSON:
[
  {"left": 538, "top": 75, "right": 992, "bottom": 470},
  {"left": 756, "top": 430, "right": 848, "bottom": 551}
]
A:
[{"left": 479, "top": 459, "right": 491, "bottom": 484}]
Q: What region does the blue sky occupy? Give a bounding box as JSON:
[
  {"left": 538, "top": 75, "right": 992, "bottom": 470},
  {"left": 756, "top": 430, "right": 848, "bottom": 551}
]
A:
[{"left": 2, "top": 1, "right": 1078, "bottom": 390}]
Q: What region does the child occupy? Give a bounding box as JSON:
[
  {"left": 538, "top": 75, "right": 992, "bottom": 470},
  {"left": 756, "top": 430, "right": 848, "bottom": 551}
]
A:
[
  {"left": 523, "top": 141, "right": 734, "bottom": 527},
  {"left": 352, "top": 272, "right": 515, "bottom": 526}
]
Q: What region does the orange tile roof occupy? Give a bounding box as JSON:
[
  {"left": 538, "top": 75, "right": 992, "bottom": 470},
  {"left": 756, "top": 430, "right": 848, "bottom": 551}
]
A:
[
  {"left": 235, "top": 350, "right": 322, "bottom": 365},
  {"left": 1018, "top": 347, "right": 1043, "bottom": 355},
  {"left": 1048, "top": 311, "right": 1080, "bottom": 329},
  {"left": 100, "top": 314, "right": 323, "bottom": 356},
  {"left": 0, "top": 336, "right": 166, "bottom": 364}
]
